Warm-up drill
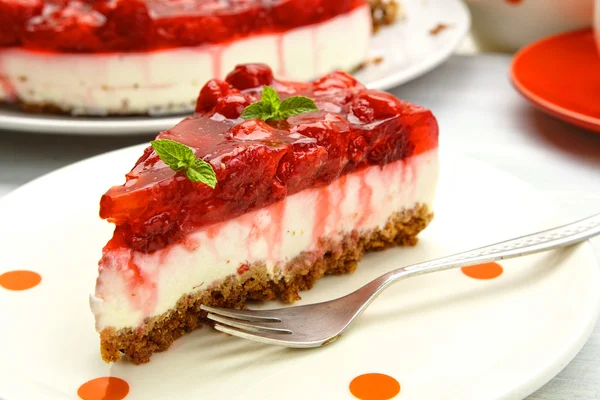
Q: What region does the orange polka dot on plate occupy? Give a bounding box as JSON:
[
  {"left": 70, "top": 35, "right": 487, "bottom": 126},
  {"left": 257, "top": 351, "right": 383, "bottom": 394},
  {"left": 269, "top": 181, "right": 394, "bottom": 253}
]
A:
[
  {"left": 0, "top": 270, "right": 41, "bottom": 290},
  {"left": 350, "top": 373, "right": 401, "bottom": 400},
  {"left": 77, "top": 377, "right": 129, "bottom": 400},
  {"left": 461, "top": 262, "right": 503, "bottom": 280}
]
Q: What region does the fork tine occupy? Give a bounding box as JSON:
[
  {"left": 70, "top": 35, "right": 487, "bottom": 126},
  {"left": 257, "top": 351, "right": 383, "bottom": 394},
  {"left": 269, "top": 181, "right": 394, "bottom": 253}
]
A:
[
  {"left": 200, "top": 304, "right": 281, "bottom": 322},
  {"left": 207, "top": 313, "right": 292, "bottom": 334},
  {"left": 214, "top": 323, "right": 297, "bottom": 346},
  {"left": 214, "top": 323, "right": 327, "bottom": 348}
]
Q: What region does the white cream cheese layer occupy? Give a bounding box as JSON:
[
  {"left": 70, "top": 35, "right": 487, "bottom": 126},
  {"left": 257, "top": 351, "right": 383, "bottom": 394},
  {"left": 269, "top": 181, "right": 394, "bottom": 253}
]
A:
[
  {"left": 0, "top": 5, "right": 370, "bottom": 115},
  {"left": 91, "top": 149, "right": 439, "bottom": 331}
]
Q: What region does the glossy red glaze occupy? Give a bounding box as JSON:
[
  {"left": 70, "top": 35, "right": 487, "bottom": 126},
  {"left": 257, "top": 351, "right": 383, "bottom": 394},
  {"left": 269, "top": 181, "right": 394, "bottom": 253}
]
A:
[
  {"left": 0, "top": 0, "right": 42, "bottom": 46},
  {"left": 100, "top": 64, "right": 438, "bottom": 253},
  {"left": 0, "top": 0, "right": 365, "bottom": 52}
]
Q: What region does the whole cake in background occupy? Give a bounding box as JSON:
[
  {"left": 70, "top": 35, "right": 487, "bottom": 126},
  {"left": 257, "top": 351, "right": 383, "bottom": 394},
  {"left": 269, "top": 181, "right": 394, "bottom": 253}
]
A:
[
  {"left": 0, "top": 0, "right": 401, "bottom": 116},
  {"left": 91, "top": 62, "right": 439, "bottom": 364}
]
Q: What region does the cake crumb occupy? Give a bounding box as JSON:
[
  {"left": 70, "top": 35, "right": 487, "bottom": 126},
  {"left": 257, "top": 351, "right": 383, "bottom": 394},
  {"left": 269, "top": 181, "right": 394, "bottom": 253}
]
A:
[
  {"left": 430, "top": 23, "right": 453, "bottom": 36},
  {"left": 17, "top": 76, "right": 27, "bottom": 82},
  {"left": 351, "top": 56, "right": 385, "bottom": 74},
  {"left": 370, "top": 0, "right": 404, "bottom": 32}
]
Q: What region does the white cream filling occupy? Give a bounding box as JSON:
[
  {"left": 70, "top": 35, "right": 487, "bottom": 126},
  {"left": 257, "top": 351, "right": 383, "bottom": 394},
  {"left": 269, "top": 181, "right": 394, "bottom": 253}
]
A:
[
  {"left": 91, "top": 149, "right": 439, "bottom": 331},
  {"left": 0, "top": 5, "right": 370, "bottom": 115}
]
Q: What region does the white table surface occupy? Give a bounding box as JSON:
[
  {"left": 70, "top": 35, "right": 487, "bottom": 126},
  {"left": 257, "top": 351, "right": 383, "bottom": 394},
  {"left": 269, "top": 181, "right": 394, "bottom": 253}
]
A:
[{"left": 0, "top": 54, "right": 599, "bottom": 399}]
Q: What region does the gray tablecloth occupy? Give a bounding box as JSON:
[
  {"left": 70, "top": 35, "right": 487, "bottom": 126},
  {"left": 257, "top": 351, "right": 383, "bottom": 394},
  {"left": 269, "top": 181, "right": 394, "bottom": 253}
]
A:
[{"left": 1, "top": 54, "right": 599, "bottom": 399}]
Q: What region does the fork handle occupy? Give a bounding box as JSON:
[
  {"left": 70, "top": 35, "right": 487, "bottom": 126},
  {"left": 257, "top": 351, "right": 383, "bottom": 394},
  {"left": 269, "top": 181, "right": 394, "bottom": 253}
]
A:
[{"left": 373, "top": 212, "right": 600, "bottom": 293}]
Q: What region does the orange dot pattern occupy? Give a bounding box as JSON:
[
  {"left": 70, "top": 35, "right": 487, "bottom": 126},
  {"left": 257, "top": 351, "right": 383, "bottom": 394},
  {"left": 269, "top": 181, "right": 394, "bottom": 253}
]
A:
[
  {"left": 0, "top": 270, "right": 41, "bottom": 290},
  {"left": 77, "top": 377, "right": 129, "bottom": 400},
  {"left": 461, "top": 262, "right": 503, "bottom": 280},
  {"left": 350, "top": 373, "right": 401, "bottom": 400}
]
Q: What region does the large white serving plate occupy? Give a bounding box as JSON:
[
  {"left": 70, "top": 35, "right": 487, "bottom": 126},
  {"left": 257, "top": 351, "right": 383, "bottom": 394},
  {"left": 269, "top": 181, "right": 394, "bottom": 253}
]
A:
[{"left": 0, "top": 145, "right": 598, "bottom": 399}]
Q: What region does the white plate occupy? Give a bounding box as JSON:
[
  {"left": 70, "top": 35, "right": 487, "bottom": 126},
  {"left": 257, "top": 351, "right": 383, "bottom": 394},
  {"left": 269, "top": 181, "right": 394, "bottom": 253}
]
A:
[
  {"left": 0, "top": 147, "right": 598, "bottom": 400},
  {"left": 0, "top": 0, "right": 470, "bottom": 136}
]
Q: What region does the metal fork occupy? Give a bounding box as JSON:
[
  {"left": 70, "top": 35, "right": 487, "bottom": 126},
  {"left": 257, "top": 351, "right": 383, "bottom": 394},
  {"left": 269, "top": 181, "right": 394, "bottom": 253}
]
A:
[{"left": 201, "top": 212, "right": 600, "bottom": 348}]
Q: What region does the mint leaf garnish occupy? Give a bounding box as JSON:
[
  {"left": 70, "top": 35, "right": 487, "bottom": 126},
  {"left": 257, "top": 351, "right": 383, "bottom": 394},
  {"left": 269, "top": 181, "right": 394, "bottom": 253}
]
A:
[
  {"left": 240, "top": 85, "right": 318, "bottom": 121},
  {"left": 150, "top": 139, "right": 194, "bottom": 171},
  {"left": 261, "top": 86, "right": 280, "bottom": 111},
  {"left": 240, "top": 102, "right": 267, "bottom": 120},
  {"left": 186, "top": 159, "right": 218, "bottom": 189},
  {"left": 151, "top": 139, "right": 217, "bottom": 188},
  {"left": 279, "top": 96, "right": 319, "bottom": 119}
]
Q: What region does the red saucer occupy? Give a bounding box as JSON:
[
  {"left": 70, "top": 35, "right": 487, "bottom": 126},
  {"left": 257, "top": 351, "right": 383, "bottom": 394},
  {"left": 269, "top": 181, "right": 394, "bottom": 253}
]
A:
[{"left": 511, "top": 29, "right": 600, "bottom": 134}]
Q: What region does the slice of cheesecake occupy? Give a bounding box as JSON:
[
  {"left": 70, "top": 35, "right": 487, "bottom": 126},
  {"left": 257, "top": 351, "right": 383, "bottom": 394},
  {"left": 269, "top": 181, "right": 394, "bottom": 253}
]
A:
[{"left": 92, "top": 63, "right": 439, "bottom": 364}]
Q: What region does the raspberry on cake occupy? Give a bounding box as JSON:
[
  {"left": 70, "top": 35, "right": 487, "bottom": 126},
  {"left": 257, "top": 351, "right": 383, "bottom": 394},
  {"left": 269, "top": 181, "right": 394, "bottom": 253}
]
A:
[
  {"left": 91, "top": 63, "right": 439, "bottom": 364},
  {"left": 0, "top": 0, "right": 372, "bottom": 115}
]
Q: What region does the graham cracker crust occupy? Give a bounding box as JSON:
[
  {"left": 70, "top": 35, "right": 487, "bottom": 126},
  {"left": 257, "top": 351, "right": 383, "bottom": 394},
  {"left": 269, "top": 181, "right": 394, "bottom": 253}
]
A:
[{"left": 99, "top": 204, "right": 433, "bottom": 364}]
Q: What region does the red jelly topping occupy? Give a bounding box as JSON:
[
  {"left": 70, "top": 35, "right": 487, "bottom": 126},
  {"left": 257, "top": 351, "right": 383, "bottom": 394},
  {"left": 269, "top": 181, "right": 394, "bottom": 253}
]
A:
[
  {"left": 0, "top": 0, "right": 365, "bottom": 52},
  {"left": 100, "top": 64, "right": 438, "bottom": 253},
  {"left": 0, "top": 0, "right": 42, "bottom": 46}
]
